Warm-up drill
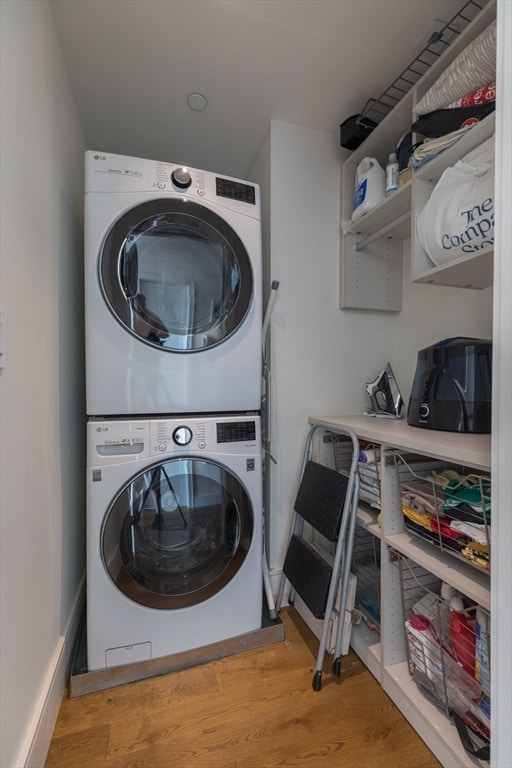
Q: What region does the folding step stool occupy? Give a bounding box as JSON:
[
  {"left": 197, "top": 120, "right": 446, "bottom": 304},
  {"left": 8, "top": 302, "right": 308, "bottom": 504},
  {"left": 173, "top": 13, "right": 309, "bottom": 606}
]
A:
[{"left": 277, "top": 424, "right": 360, "bottom": 691}]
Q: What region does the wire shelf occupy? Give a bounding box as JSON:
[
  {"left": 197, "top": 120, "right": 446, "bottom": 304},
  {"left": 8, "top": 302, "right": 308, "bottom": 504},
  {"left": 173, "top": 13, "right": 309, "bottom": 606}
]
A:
[{"left": 357, "top": 0, "right": 490, "bottom": 126}]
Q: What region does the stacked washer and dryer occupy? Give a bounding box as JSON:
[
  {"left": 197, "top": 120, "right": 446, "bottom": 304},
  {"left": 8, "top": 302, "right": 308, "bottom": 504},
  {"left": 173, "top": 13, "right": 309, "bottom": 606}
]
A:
[{"left": 84, "top": 151, "right": 263, "bottom": 671}]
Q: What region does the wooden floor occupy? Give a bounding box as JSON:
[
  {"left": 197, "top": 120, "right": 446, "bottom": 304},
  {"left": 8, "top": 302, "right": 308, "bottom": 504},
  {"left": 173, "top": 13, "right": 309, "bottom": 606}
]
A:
[{"left": 45, "top": 609, "right": 441, "bottom": 767}]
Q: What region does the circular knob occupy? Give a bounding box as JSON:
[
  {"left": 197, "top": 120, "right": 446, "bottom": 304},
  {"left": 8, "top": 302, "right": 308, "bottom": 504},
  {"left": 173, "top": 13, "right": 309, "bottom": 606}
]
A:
[
  {"left": 420, "top": 403, "right": 430, "bottom": 418},
  {"left": 173, "top": 426, "right": 193, "bottom": 445},
  {"left": 171, "top": 167, "right": 192, "bottom": 189}
]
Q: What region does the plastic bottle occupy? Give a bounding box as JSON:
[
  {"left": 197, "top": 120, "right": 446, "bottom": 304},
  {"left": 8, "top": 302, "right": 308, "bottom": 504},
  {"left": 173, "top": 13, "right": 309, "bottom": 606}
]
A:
[
  {"left": 441, "top": 582, "right": 460, "bottom": 601},
  {"left": 449, "top": 596, "right": 476, "bottom": 677},
  {"left": 405, "top": 614, "right": 444, "bottom": 693},
  {"left": 475, "top": 606, "right": 490, "bottom": 693},
  {"left": 352, "top": 157, "right": 385, "bottom": 223},
  {"left": 385, "top": 152, "right": 399, "bottom": 195}
]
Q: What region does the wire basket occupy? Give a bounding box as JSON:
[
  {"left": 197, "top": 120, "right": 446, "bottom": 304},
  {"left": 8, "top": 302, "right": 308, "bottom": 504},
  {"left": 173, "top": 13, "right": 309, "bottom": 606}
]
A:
[
  {"left": 396, "top": 553, "right": 491, "bottom": 751},
  {"left": 352, "top": 524, "right": 381, "bottom": 632},
  {"left": 396, "top": 454, "right": 491, "bottom": 571},
  {"left": 334, "top": 440, "right": 447, "bottom": 511}
]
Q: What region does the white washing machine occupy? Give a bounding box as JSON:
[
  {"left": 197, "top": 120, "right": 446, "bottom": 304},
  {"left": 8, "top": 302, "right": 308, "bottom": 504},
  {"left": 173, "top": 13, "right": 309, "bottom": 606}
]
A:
[
  {"left": 84, "top": 151, "right": 262, "bottom": 416},
  {"left": 86, "top": 414, "right": 263, "bottom": 672}
]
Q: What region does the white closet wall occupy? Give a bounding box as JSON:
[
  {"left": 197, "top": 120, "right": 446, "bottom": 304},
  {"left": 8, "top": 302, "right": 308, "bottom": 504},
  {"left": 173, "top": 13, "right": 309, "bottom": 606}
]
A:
[{"left": 0, "top": 2, "right": 85, "bottom": 766}]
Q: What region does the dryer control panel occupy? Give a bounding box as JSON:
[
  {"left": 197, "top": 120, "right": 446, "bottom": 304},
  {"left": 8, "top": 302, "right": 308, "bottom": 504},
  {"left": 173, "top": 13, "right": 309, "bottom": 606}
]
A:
[{"left": 85, "top": 150, "right": 261, "bottom": 219}]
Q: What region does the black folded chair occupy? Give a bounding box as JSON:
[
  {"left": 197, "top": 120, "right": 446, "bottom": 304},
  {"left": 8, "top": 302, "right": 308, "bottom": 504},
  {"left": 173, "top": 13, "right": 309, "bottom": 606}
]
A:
[{"left": 277, "top": 426, "right": 360, "bottom": 691}]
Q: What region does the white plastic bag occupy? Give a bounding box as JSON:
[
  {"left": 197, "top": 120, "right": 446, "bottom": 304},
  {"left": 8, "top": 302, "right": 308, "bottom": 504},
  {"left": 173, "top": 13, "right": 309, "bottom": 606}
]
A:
[{"left": 416, "top": 137, "right": 494, "bottom": 266}]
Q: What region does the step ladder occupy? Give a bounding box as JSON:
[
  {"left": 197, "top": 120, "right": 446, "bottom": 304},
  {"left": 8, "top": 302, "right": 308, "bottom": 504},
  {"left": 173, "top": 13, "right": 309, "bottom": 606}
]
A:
[{"left": 277, "top": 424, "right": 360, "bottom": 691}]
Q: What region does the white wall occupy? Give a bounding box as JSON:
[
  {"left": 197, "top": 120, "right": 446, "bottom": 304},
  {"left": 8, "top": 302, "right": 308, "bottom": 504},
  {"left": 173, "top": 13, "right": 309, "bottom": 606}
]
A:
[
  {"left": 391, "top": 241, "right": 493, "bottom": 398},
  {"left": 0, "top": 2, "right": 85, "bottom": 766},
  {"left": 253, "top": 119, "right": 493, "bottom": 587},
  {"left": 256, "top": 120, "right": 396, "bottom": 575},
  {"left": 491, "top": 4, "right": 512, "bottom": 763}
]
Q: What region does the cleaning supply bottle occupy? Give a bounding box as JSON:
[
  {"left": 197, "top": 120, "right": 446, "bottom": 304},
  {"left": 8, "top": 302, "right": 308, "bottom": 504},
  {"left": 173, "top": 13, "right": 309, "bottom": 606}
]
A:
[
  {"left": 385, "top": 152, "right": 399, "bottom": 195},
  {"left": 449, "top": 596, "right": 476, "bottom": 677},
  {"left": 441, "top": 582, "right": 460, "bottom": 601},
  {"left": 352, "top": 157, "right": 385, "bottom": 223},
  {"left": 475, "top": 606, "right": 490, "bottom": 693}
]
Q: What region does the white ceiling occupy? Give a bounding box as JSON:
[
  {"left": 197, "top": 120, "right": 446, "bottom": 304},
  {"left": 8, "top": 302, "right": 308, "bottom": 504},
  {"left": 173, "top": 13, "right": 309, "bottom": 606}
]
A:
[{"left": 50, "top": 0, "right": 467, "bottom": 180}]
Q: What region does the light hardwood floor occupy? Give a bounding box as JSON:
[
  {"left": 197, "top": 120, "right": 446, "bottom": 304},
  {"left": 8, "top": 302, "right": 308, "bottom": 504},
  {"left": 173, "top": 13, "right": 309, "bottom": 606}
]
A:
[{"left": 45, "top": 609, "right": 441, "bottom": 767}]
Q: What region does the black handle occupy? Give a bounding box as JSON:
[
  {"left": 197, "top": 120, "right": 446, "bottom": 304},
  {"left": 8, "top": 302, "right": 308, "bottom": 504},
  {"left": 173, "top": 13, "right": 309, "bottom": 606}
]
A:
[{"left": 450, "top": 710, "right": 490, "bottom": 761}]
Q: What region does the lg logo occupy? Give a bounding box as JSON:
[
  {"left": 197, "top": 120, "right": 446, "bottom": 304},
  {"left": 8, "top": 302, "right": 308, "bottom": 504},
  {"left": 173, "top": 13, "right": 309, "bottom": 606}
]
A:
[{"left": 94, "top": 154, "right": 106, "bottom": 160}]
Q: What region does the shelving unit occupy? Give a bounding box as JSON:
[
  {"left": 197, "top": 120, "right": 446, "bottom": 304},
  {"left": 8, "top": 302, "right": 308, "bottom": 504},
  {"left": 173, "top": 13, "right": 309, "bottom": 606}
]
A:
[
  {"left": 308, "top": 414, "right": 491, "bottom": 768},
  {"left": 339, "top": 0, "right": 496, "bottom": 310}
]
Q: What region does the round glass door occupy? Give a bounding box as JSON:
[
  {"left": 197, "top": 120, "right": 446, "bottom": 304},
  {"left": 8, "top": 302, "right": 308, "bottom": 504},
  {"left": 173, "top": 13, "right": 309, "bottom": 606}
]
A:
[
  {"left": 101, "top": 457, "right": 254, "bottom": 609},
  {"left": 100, "top": 198, "right": 253, "bottom": 351}
]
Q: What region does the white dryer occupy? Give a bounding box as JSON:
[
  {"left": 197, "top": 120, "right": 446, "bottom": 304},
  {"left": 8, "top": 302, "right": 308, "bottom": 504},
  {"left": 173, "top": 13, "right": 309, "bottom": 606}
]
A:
[
  {"left": 86, "top": 414, "right": 262, "bottom": 672},
  {"left": 84, "top": 151, "right": 262, "bottom": 416}
]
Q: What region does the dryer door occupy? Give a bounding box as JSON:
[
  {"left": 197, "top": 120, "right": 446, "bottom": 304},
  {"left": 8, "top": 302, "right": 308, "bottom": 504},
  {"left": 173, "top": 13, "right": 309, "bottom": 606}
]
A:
[
  {"left": 99, "top": 198, "right": 253, "bottom": 351},
  {"left": 101, "top": 457, "right": 254, "bottom": 609}
]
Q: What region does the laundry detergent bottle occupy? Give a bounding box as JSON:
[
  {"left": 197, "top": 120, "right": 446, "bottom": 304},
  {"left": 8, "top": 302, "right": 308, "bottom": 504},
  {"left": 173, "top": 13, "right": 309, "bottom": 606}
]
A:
[{"left": 352, "top": 157, "right": 385, "bottom": 223}]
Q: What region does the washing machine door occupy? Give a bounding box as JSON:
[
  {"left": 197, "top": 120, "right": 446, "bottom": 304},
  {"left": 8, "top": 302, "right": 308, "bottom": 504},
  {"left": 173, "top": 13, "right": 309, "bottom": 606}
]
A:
[
  {"left": 99, "top": 198, "right": 253, "bottom": 351},
  {"left": 101, "top": 457, "right": 254, "bottom": 609}
]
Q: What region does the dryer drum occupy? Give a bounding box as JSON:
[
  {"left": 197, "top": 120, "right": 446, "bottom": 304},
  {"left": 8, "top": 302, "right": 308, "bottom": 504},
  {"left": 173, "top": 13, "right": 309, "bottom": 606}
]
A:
[{"left": 100, "top": 199, "right": 253, "bottom": 352}]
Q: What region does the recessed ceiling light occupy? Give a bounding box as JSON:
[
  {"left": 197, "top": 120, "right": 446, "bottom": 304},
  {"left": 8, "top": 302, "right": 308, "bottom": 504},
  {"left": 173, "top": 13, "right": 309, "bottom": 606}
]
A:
[{"left": 187, "top": 93, "right": 207, "bottom": 111}]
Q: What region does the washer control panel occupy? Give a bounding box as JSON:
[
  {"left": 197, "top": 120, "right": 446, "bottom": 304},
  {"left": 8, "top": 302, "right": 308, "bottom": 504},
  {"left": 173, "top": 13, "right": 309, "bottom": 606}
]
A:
[
  {"left": 88, "top": 416, "right": 260, "bottom": 465},
  {"left": 172, "top": 426, "right": 193, "bottom": 446},
  {"left": 87, "top": 419, "right": 149, "bottom": 465},
  {"left": 149, "top": 417, "right": 259, "bottom": 456},
  {"left": 216, "top": 420, "right": 256, "bottom": 443},
  {"left": 152, "top": 420, "right": 207, "bottom": 454}
]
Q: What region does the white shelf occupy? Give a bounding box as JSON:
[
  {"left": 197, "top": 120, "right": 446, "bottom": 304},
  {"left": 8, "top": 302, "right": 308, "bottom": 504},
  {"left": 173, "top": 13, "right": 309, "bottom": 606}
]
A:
[
  {"left": 309, "top": 411, "right": 492, "bottom": 768},
  {"left": 356, "top": 505, "right": 381, "bottom": 538},
  {"left": 415, "top": 114, "right": 495, "bottom": 184},
  {"left": 411, "top": 112, "right": 495, "bottom": 289},
  {"left": 412, "top": 246, "right": 493, "bottom": 289},
  {"left": 385, "top": 531, "right": 490, "bottom": 611},
  {"left": 383, "top": 662, "right": 488, "bottom": 768},
  {"left": 350, "top": 621, "right": 381, "bottom": 682},
  {"left": 309, "top": 415, "right": 491, "bottom": 471},
  {"left": 340, "top": 1, "right": 496, "bottom": 307},
  {"left": 346, "top": 181, "right": 411, "bottom": 241}
]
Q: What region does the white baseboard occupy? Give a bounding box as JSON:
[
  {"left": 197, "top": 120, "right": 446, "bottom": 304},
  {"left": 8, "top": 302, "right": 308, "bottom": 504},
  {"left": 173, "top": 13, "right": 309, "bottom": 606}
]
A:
[{"left": 18, "top": 573, "right": 85, "bottom": 768}]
